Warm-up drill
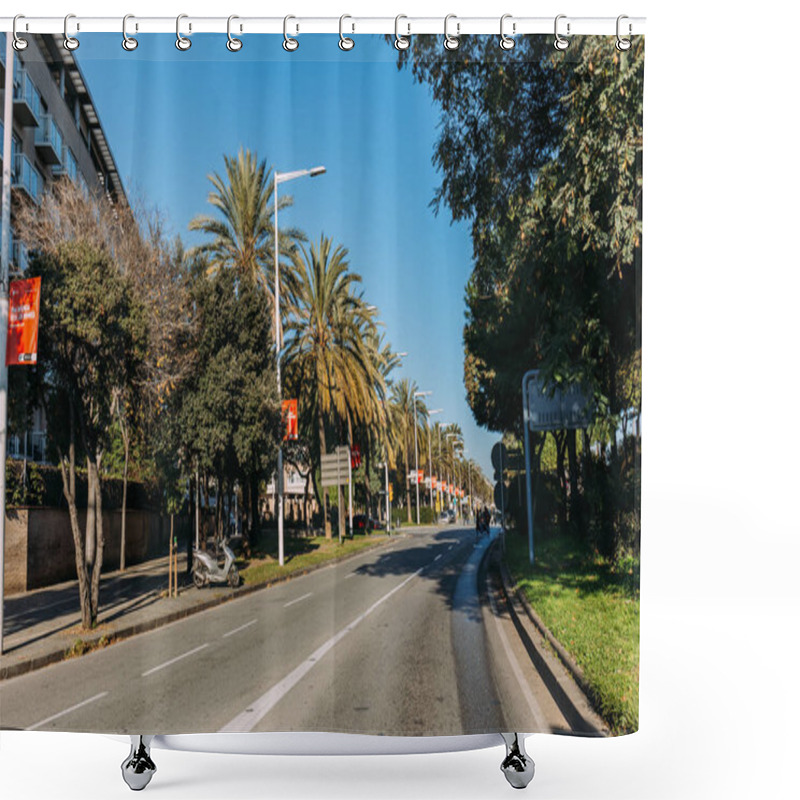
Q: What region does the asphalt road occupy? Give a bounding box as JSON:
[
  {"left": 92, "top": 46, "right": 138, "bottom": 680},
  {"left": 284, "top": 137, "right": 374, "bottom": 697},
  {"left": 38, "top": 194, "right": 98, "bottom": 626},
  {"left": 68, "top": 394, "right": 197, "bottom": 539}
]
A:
[{"left": 0, "top": 527, "right": 579, "bottom": 736}]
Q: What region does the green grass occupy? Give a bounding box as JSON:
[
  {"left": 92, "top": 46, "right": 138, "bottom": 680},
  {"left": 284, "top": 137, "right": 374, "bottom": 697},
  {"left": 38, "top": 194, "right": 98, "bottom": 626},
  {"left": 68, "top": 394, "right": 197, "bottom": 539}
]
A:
[
  {"left": 505, "top": 533, "right": 640, "bottom": 735},
  {"left": 238, "top": 531, "right": 390, "bottom": 586}
]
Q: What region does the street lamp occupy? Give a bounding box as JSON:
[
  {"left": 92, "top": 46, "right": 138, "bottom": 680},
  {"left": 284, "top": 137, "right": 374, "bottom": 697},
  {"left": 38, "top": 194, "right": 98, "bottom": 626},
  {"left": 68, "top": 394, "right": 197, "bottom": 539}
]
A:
[
  {"left": 274, "top": 164, "right": 326, "bottom": 567},
  {"left": 413, "top": 390, "right": 432, "bottom": 526},
  {"left": 447, "top": 433, "right": 464, "bottom": 522},
  {"left": 427, "top": 409, "right": 443, "bottom": 509}
]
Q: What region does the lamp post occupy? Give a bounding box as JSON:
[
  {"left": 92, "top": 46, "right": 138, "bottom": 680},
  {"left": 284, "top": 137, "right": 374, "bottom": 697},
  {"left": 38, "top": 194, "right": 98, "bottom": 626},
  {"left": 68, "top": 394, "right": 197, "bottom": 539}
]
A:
[
  {"left": 412, "top": 390, "right": 431, "bottom": 526},
  {"left": 0, "top": 33, "right": 13, "bottom": 655},
  {"left": 447, "top": 433, "right": 464, "bottom": 522},
  {"left": 274, "top": 165, "right": 325, "bottom": 566},
  {"left": 426, "top": 409, "right": 443, "bottom": 509}
]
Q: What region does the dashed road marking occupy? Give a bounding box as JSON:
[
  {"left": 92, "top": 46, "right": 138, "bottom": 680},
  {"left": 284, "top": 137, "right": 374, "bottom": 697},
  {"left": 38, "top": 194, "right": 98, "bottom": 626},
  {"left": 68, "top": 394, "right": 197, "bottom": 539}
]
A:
[
  {"left": 283, "top": 592, "right": 313, "bottom": 608},
  {"left": 142, "top": 643, "right": 209, "bottom": 677},
  {"left": 223, "top": 619, "right": 258, "bottom": 638},
  {"left": 27, "top": 692, "right": 109, "bottom": 730}
]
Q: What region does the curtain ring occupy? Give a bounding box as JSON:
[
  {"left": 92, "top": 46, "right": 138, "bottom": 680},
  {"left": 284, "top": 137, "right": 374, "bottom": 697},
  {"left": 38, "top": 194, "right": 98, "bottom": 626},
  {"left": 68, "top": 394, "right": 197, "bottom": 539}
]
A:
[
  {"left": 122, "top": 15, "right": 138, "bottom": 51},
  {"left": 554, "top": 14, "right": 570, "bottom": 51},
  {"left": 12, "top": 15, "right": 28, "bottom": 51},
  {"left": 227, "top": 15, "right": 243, "bottom": 51},
  {"left": 283, "top": 15, "right": 299, "bottom": 51},
  {"left": 616, "top": 15, "right": 632, "bottom": 51},
  {"left": 443, "top": 14, "right": 460, "bottom": 51},
  {"left": 64, "top": 13, "right": 80, "bottom": 51},
  {"left": 176, "top": 14, "right": 192, "bottom": 51},
  {"left": 339, "top": 15, "right": 355, "bottom": 51},
  {"left": 499, "top": 14, "right": 515, "bottom": 50},
  {"left": 394, "top": 15, "right": 410, "bottom": 50}
]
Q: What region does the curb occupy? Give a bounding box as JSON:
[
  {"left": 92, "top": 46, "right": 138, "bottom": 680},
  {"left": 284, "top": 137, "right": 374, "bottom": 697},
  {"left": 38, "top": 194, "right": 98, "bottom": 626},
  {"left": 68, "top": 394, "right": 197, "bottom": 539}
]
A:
[
  {"left": 0, "top": 534, "right": 399, "bottom": 682},
  {"left": 494, "top": 538, "right": 605, "bottom": 725}
]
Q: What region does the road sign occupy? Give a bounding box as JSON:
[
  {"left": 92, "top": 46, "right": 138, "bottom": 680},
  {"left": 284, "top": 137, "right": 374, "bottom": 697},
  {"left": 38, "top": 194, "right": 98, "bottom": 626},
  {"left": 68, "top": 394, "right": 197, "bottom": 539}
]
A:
[
  {"left": 494, "top": 482, "right": 508, "bottom": 510},
  {"left": 320, "top": 446, "right": 351, "bottom": 488},
  {"left": 523, "top": 370, "right": 593, "bottom": 432},
  {"left": 491, "top": 442, "right": 508, "bottom": 473},
  {"left": 350, "top": 443, "right": 361, "bottom": 469}
]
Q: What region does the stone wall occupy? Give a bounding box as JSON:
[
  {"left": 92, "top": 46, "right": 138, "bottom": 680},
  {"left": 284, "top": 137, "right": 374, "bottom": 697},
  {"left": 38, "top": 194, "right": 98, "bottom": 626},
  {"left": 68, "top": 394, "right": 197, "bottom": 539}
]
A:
[{"left": 3, "top": 508, "right": 188, "bottom": 595}]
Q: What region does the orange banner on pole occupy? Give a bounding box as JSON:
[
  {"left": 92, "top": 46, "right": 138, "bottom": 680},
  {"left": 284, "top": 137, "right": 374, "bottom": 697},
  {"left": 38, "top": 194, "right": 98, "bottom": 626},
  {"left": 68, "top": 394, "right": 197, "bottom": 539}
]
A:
[
  {"left": 282, "top": 399, "right": 298, "bottom": 440},
  {"left": 6, "top": 277, "right": 41, "bottom": 366}
]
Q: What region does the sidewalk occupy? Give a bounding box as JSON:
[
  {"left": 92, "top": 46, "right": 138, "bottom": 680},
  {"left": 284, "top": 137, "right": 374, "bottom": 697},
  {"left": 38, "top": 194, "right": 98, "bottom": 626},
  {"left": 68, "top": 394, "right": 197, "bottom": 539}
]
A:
[{"left": 0, "top": 531, "right": 408, "bottom": 682}]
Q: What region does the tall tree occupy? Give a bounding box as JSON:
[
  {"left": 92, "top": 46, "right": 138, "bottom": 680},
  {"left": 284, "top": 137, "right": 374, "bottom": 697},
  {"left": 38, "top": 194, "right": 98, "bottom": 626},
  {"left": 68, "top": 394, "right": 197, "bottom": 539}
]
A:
[
  {"left": 388, "top": 379, "right": 428, "bottom": 523},
  {"left": 16, "top": 180, "right": 148, "bottom": 629},
  {"left": 188, "top": 148, "right": 304, "bottom": 295},
  {"left": 166, "top": 265, "right": 282, "bottom": 546},
  {"left": 282, "top": 236, "right": 383, "bottom": 537},
  {"left": 30, "top": 241, "right": 145, "bottom": 629}
]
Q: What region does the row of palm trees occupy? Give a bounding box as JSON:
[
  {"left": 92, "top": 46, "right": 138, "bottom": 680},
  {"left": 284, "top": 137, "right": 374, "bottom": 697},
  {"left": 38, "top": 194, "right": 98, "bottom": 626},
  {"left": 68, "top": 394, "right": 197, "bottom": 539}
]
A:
[{"left": 189, "top": 148, "right": 489, "bottom": 530}]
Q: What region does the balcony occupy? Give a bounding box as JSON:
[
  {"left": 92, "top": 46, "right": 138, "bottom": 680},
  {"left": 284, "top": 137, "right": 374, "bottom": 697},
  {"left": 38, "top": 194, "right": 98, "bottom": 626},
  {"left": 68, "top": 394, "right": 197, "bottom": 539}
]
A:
[
  {"left": 11, "top": 236, "right": 29, "bottom": 273},
  {"left": 52, "top": 144, "right": 79, "bottom": 181},
  {"left": 12, "top": 153, "right": 43, "bottom": 203},
  {"left": 35, "top": 114, "right": 63, "bottom": 165},
  {"left": 13, "top": 68, "right": 42, "bottom": 127}
]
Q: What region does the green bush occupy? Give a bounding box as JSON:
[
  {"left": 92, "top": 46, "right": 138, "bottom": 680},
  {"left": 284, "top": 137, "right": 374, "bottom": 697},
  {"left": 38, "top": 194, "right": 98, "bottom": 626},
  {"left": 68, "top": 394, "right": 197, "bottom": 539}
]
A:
[{"left": 5, "top": 459, "right": 46, "bottom": 507}]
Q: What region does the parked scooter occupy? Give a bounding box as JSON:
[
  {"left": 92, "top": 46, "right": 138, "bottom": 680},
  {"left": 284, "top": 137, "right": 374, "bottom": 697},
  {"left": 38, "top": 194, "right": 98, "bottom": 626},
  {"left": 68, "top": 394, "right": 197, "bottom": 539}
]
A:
[{"left": 192, "top": 537, "right": 240, "bottom": 589}]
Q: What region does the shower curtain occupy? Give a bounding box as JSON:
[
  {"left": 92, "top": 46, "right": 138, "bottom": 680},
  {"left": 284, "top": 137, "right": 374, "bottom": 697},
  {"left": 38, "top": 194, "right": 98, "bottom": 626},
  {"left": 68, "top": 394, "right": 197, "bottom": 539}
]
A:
[{"left": 0, "top": 28, "right": 642, "bottom": 743}]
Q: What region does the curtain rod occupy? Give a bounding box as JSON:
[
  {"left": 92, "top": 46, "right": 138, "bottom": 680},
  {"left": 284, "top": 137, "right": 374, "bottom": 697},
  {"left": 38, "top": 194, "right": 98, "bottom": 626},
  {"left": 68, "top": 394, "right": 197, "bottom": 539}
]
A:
[{"left": 1, "top": 16, "right": 646, "bottom": 37}]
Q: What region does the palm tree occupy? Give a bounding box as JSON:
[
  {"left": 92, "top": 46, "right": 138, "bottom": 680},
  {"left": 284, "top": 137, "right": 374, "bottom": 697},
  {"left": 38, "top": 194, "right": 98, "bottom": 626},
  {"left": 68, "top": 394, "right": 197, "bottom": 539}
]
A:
[
  {"left": 388, "top": 379, "right": 429, "bottom": 523},
  {"left": 188, "top": 148, "right": 303, "bottom": 296},
  {"left": 283, "top": 235, "right": 384, "bottom": 537}
]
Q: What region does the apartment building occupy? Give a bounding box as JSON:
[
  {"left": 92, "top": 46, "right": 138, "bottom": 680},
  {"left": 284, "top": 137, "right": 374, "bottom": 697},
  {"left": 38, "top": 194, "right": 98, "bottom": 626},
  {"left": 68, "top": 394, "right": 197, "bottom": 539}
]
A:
[{"left": 1, "top": 32, "right": 125, "bottom": 461}]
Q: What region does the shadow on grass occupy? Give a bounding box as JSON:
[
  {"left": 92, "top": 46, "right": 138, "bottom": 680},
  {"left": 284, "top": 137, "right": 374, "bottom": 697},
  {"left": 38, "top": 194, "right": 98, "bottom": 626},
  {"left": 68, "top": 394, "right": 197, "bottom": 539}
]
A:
[
  {"left": 238, "top": 529, "right": 322, "bottom": 569},
  {"left": 506, "top": 532, "right": 640, "bottom": 599}
]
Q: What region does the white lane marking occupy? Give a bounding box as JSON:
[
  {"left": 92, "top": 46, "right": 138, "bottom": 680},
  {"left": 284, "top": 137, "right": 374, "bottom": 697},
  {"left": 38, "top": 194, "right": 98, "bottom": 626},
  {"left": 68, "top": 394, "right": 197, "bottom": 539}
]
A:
[
  {"left": 220, "top": 566, "right": 425, "bottom": 733},
  {"left": 283, "top": 592, "right": 313, "bottom": 608},
  {"left": 142, "top": 643, "right": 209, "bottom": 677},
  {"left": 27, "top": 692, "right": 109, "bottom": 731},
  {"left": 434, "top": 554, "right": 442, "bottom": 562},
  {"left": 344, "top": 572, "right": 357, "bottom": 580},
  {"left": 448, "top": 545, "right": 454, "bottom": 551},
  {"left": 486, "top": 586, "right": 549, "bottom": 731},
  {"left": 223, "top": 619, "right": 258, "bottom": 638}
]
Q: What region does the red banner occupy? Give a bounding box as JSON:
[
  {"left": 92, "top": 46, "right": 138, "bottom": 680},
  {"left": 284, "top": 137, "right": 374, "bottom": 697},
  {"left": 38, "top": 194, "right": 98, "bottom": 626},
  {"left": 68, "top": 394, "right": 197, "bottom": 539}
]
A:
[
  {"left": 282, "top": 399, "right": 298, "bottom": 440},
  {"left": 6, "top": 277, "right": 41, "bottom": 366}
]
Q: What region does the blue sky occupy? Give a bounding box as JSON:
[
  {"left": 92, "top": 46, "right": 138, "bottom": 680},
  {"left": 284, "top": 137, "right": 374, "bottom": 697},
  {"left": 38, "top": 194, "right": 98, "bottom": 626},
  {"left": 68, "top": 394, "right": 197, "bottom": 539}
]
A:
[{"left": 77, "top": 33, "right": 498, "bottom": 480}]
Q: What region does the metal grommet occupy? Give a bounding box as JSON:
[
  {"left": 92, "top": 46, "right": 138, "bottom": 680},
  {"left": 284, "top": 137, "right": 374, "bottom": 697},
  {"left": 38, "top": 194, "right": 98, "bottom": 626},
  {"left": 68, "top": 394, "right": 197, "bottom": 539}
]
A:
[
  {"left": 227, "top": 15, "right": 243, "bottom": 51},
  {"left": 616, "top": 14, "right": 632, "bottom": 51},
  {"left": 499, "top": 14, "right": 515, "bottom": 50},
  {"left": 12, "top": 15, "right": 28, "bottom": 51},
  {"left": 554, "top": 14, "right": 570, "bottom": 51},
  {"left": 394, "top": 15, "right": 410, "bottom": 50},
  {"left": 176, "top": 14, "right": 192, "bottom": 51},
  {"left": 339, "top": 15, "right": 355, "bottom": 51},
  {"left": 64, "top": 13, "right": 80, "bottom": 51},
  {"left": 283, "top": 15, "right": 299, "bottom": 51},
  {"left": 122, "top": 14, "right": 138, "bottom": 51},
  {"left": 443, "top": 14, "right": 460, "bottom": 51}
]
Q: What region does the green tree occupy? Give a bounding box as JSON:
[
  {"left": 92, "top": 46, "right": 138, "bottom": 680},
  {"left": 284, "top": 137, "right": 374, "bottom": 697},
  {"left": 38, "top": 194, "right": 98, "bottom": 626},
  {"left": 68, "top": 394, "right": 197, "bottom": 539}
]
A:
[
  {"left": 400, "top": 36, "right": 643, "bottom": 551},
  {"left": 387, "top": 379, "right": 429, "bottom": 523},
  {"left": 283, "top": 236, "right": 383, "bottom": 536},
  {"left": 167, "top": 265, "right": 282, "bottom": 545},
  {"left": 31, "top": 240, "right": 146, "bottom": 629},
  {"left": 188, "top": 148, "right": 304, "bottom": 294}
]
